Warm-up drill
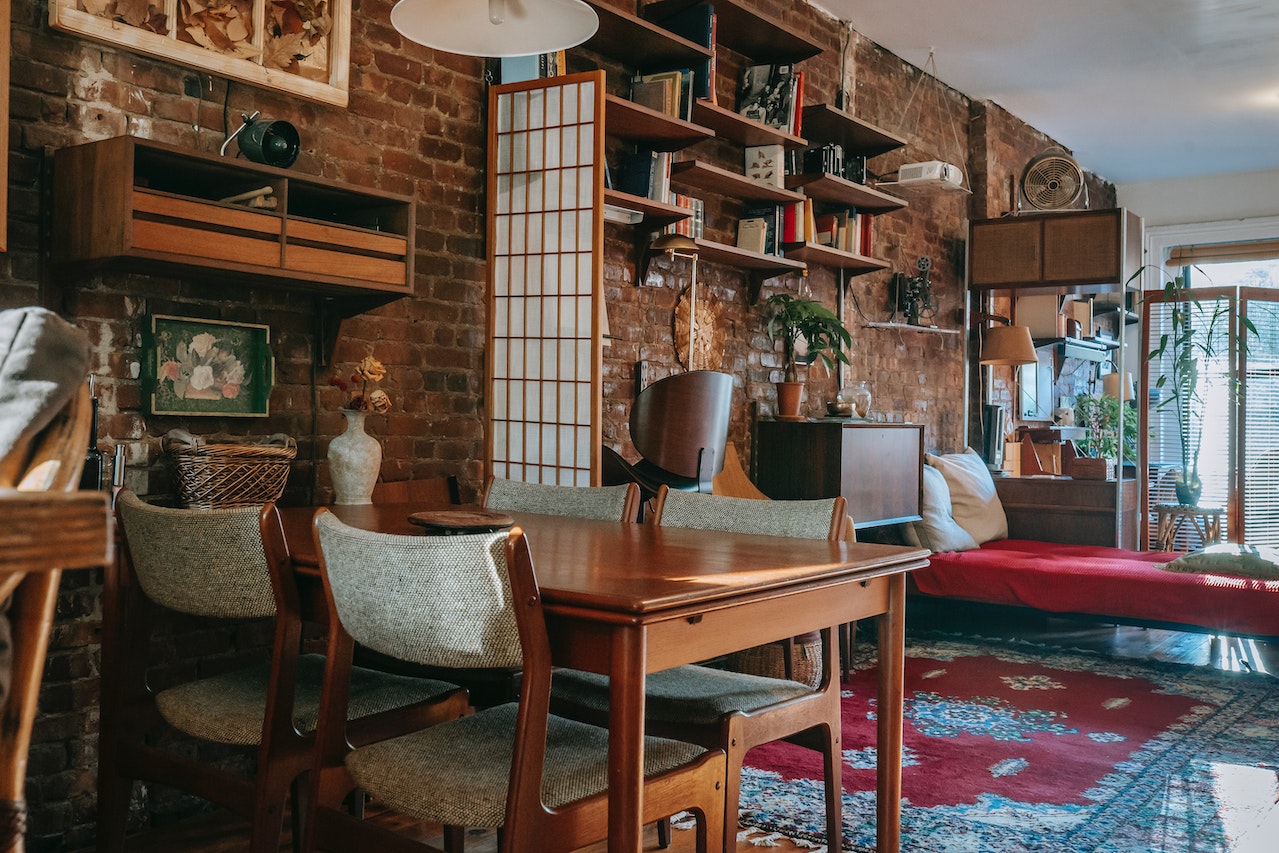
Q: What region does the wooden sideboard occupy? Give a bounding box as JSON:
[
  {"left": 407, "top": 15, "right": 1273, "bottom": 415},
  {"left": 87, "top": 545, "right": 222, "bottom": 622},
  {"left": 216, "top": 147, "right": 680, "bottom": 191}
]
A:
[
  {"left": 753, "top": 420, "right": 924, "bottom": 530},
  {"left": 994, "top": 475, "right": 1138, "bottom": 548}
]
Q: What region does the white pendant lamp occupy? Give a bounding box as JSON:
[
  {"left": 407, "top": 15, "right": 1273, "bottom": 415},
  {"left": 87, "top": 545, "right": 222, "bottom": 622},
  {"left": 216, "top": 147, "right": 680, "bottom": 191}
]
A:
[{"left": 391, "top": 0, "right": 600, "bottom": 58}]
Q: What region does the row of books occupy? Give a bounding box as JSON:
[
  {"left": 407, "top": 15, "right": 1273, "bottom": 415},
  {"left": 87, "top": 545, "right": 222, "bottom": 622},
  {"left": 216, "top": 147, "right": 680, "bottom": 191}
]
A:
[
  {"left": 736, "top": 201, "right": 874, "bottom": 255},
  {"left": 736, "top": 63, "right": 804, "bottom": 137},
  {"left": 615, "top": 149, "right": 672, "bottom": 202},
  {"left": 745, "top": 143, "right": 871, "bottom": 189}
]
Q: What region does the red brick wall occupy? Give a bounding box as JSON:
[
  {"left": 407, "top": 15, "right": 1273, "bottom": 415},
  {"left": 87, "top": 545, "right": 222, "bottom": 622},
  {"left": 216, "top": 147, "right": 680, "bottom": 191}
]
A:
[{"left": 4, "top": 0, "right": 1112, "bottom": 846}]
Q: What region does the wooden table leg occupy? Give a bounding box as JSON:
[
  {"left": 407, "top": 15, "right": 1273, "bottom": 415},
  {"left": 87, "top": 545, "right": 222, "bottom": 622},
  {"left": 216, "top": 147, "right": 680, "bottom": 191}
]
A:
[
  {"left": 608, "top": 624, "right": 647, "bottom": 853},
  {"left": 876, "top": 575, "right": 905, "bottom": 853}
]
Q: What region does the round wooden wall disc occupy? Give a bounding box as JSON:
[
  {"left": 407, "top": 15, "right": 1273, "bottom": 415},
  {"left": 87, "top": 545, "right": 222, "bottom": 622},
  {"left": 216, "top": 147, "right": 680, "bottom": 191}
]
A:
[{"left": 674, "top": 286, "right": 723, "bottom": 370}]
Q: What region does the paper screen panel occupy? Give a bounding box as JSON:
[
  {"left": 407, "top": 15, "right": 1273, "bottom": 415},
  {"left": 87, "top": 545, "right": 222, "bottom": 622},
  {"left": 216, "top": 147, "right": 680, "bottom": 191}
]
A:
[{"left": 487, "top": 73, "right": 603, "bottom": 487}]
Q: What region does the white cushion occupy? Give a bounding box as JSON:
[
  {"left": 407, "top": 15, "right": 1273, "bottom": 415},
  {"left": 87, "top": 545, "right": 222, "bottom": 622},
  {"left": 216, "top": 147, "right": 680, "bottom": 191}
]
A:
[
  {"left": 1159, "top": 543, "right": 1279, "bottom": 579},
  {"left": 925, "top": 448, "right": 1008, "bottom": 544},
  {"left": 910, "top": 464, "right": 978, "bottom": 553}
]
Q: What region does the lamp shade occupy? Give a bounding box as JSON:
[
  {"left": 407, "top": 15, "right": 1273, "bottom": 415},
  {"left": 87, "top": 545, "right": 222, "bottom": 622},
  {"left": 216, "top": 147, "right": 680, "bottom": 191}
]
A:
[
  {"left": 979, "top": 324, "right": 1038, "bottom": 366},
  {"left": 1102, "top": 371, "right": 1136, "bottom": 401},
  {"left": 391, "top": 0, "right": 599, "bottom": 57}
]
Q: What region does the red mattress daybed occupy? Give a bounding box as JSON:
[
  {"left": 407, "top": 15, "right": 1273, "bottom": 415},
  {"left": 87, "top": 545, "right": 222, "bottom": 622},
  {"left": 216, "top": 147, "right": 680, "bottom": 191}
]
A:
[{"left": 912, "top": 539, "right": 1279, "bottom": 640}]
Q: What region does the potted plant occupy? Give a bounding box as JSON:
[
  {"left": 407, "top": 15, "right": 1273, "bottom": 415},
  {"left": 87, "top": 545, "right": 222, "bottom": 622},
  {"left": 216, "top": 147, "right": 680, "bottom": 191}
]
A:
[
  {"left": 1073, "top": 390, "right": 1138, "bottom": 471},
  {"left": 1145, "top": 273, "right": 1253, "bottom": 506},
  {"left": 764, "top": 293, "right": 852, "bottom": 419}
]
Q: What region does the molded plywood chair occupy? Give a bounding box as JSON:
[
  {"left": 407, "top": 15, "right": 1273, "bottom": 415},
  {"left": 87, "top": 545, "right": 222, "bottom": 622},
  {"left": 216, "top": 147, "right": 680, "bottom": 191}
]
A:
[
  {"left": 97, "top": 493, "right": 468, "bottom": 853},
  {"left": 304, "top": 512, "right": 727, "bottom": 853},
  {"left": 603, "top": 370, "right": 733, "bottom": 502},
  {"left": 552, "top": 486, "right": 852, "bottom": 853},
  {"left": 482, "top": 476, "right": 641, "bottom": 523}
]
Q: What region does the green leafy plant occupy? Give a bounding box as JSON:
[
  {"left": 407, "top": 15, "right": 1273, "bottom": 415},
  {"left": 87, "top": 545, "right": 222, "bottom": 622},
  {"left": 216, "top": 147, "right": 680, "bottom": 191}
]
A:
[
  {"left": 764, "top": 293, "right": 852, "bottom": 382},
  {"left": 1074, "top": 391, "right": 1138, "bottom": 463},
  {"left": 1144, "top": 271, "right": 1254, "bottom": 498}
]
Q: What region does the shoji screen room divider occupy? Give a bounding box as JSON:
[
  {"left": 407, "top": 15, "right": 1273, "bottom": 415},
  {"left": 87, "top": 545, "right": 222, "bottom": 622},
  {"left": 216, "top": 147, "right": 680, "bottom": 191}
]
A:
[{"left": 486, "top": 71, "right": 605, "bottom": 485}]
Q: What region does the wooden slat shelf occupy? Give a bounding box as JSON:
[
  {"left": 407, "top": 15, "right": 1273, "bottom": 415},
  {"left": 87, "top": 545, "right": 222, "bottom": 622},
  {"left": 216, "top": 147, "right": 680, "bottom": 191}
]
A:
[
  {"left": 604, "top": 95, "right": 715, "bottom": 151},
  {"left": 643, "top": 0, "right": 822, "bottom": 63},
  {"left": 691, "top": 238, "right": 805, "bottom": 273},
  {"left": 690, "top": 99, "right": 806, "bottom": 148},
  {"left": 603, "top": 189, "right": 693, "bottom": 227},
  {"left": 783, "top": 242, "right": 889, "bottom": 274},
  {"left": 582, "top": 0, "right": 712, "bottom": 70},
  {"left": 863, "top": 321, "right": 961, "bottom": 335},
  {"left": 800, "top": 104, "right": 908, "bottom": 157},
  {"left": 784, "top": 172, "right": 908, "bottom": 213},
  {"left": 670, "top": 159, "right": 804, "bottom": 204}
]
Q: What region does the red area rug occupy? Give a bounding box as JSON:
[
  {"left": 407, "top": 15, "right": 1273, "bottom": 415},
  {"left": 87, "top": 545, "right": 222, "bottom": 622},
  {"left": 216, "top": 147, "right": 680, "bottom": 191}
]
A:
[{"left": 736, "top": 635, "right": 1279, "bottom": 852}]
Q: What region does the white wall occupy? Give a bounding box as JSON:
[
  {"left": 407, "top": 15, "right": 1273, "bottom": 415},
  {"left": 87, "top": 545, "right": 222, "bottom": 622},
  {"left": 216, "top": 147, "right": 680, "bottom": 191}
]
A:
[{"left": 1117, "top": 168, "right": 1279, "bottom": 227}]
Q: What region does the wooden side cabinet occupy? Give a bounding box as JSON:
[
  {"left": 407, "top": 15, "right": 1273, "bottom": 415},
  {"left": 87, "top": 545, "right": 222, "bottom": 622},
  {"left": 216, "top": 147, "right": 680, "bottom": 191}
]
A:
[
  {"left": 753, "top": 420, "right": 924, "bottom": 529},
  {"left": 994, "top": 475, "right": 1137, "bottom": 548},
  {"left": 968, "top": 208, "right": 1143, "bottom": 293}
]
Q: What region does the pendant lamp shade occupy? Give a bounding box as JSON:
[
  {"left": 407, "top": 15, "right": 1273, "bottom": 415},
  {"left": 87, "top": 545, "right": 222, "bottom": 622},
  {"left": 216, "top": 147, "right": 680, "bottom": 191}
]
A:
[
  {"left": 1102, "top": 371, "right": 1136, "bottom": 401},
  {"left": 391, "top": 0, "right": 599, "bottom": 57},
  {"left": 979, "top": 324, "right": 1038, "bottom": 366}
]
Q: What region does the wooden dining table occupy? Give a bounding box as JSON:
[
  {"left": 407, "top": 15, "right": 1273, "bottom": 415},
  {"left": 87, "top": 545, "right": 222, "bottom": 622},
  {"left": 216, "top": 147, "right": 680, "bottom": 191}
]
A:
[{"left": 280, "top": 502, "right": 929, "bottom": 853}]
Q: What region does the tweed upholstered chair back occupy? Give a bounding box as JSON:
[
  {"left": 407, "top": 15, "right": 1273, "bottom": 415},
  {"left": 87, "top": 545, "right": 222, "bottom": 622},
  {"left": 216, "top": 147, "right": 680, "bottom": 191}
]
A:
[
  {"left": 313, "top": 511, "right": 523, "bottom": 670},
  {"left": 654, "top": 488, "right": 849, "bottom": 541},
  {"left": 482, "top": 477, "right": 641, "bottom": 523},
  {"left": 115, "top": 491, "right": 276, "bottom": 619}
]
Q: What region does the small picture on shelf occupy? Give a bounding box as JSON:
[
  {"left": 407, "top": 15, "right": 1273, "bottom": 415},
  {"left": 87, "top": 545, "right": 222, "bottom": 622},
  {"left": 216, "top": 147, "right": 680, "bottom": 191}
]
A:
[
  {"left": 737, "top": 63, "right": 795, "bottom": 130},
  {"left": 745, "top": 144, "right": 785, "bottom": 187}
]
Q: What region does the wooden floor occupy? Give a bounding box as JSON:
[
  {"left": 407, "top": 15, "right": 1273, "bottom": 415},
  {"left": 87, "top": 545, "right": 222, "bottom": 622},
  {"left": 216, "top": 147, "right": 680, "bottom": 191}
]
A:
[{"left": 100, "top": 603, "right": 1277, "bottom": 853}]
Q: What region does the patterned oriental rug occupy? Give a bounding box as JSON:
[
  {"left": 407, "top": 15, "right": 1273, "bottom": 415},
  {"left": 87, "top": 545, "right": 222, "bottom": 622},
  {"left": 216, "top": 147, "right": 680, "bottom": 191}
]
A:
[{"left": 734, "top": 635, "right": 1279, "bottom": 852}]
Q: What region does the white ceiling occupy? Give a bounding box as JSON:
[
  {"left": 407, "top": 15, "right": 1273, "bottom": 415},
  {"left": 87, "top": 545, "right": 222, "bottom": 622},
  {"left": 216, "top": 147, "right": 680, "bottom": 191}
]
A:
[{"left": 815, "top": 0, "right": 1279, "bottom": 185}]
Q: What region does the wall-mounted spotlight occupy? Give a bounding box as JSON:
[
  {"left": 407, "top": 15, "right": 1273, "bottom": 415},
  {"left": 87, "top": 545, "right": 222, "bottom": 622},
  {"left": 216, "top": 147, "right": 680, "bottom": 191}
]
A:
[{"left": 220, "top": 111, "right": 300, "bottom": 168}]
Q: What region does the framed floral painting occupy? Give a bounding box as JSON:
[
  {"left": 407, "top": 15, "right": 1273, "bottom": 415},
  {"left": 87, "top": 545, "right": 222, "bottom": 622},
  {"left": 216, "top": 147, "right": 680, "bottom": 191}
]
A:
[{"left": 144, "top": 315, "right": 274, "bottom": 416}]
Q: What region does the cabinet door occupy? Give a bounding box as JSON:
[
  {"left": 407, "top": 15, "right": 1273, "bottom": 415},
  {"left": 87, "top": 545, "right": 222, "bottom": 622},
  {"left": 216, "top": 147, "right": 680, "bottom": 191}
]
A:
[
  {"left": 969, "top": 218, "right": 1041, "bottom": 286},
  {"left": 1043, "top": 210, "right": 1122, "bottom": 283},
  {"left": 487, "top": 72, "right": 605, "bottom": 486}
]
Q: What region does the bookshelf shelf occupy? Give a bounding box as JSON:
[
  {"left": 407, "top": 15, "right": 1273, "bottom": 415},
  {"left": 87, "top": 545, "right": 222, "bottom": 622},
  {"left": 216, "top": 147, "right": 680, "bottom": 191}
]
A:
[
  {"left": 782, "top": 243, "right": 889, "bottom": 274},
  {"left": 689, "top": 99, "right": 806, "bottom": 148},
  {"left": 784, "top": 172, "right": 908, "bottom": 213},
  {"left": 603, "top": 189, "right": 693, "bottom": 227},
  {"left": 644, "top": 0, "right": 822, "bottom": 63},
  {"left": 582, "top": 0, "right": 711, "bottom": 70},
  {"left": 800, "top": 105, "right": 908, "bottom": 157},
  {"left": 605, "top": 96, "right": 714, "bottom": 151},
  {"left": 670, "top": 159, "right": 803, "bottom": 204},
  {"left": 863, "top": 321, "right": 961, "bottom": 335}
]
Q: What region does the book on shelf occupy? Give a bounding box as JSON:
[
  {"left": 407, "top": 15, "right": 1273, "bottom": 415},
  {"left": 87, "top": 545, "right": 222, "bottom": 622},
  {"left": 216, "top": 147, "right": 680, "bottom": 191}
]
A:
[
  {"left": 744, "top": 144, "right": 784, "bottom": 188},
  {"left": 631, "top": 70, "right": 683, "bottom": 117},
  {"left": 791, "top": 70, "right": 805, "bottom": 136},
  {"left": 741, "top": 203, "right": 781, "bottom": 255},
  {"left": 667, "top": 194, "right": 705, "bottom": 239},
  {"left": 678, "top": 69, "right": 695, "bottom": 122},
  {"left": 736, "top": 217, "right": 768, "bottom": 253},
  {"left": 814, "top": 213, "right": 838, "bottom": 246},
  {"left": 736, "top": 63, "right": 795, "bottom": 130},
  {"left": 781, "top": 198, "right": 817, "bottom": 245},
  {"left": 659, "top": 4, "right": 716, "bottom": 103},
  {"left": 859, "top": 212, "right": 875, "bottom": 254},
  {"left": 802, "top": 143, "right": 845, "bottom": 177}
]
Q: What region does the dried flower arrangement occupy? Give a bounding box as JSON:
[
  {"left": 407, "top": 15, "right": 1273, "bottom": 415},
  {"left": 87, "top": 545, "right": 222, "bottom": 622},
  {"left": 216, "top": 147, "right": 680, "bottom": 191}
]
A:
[{"left": 329, "top": 356, "right": 392, "bottom": 414}]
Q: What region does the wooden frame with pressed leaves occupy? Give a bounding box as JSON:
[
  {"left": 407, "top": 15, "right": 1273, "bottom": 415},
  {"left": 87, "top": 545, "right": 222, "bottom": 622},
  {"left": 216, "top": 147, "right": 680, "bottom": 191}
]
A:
[{"left": 49, "top": 0, "right": 351, "bottom": 108}]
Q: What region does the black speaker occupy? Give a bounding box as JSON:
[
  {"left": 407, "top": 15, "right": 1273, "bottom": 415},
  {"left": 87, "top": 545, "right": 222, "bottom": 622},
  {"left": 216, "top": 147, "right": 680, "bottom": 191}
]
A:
[{"left": 238, "top": 119, "right": 300, "bottom": 168}]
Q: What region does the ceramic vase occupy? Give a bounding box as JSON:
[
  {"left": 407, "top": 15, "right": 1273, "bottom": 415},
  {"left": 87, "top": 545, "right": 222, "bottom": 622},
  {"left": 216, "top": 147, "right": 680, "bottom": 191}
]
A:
[{"left": 329, "top": 409, "right": 381, "bottom": 505}]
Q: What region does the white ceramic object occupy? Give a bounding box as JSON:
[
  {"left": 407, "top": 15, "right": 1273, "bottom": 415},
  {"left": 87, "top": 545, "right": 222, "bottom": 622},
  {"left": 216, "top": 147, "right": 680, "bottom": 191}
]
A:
[{"left": 328, "top": 409, "right": 381, "bottom": 505}]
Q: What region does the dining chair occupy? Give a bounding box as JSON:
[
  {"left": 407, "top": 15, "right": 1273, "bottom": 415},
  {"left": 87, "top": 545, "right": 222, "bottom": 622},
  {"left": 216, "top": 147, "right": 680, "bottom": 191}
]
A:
[
  {"left": 98, "top": 492, "right": 468, "bottom": 853},
  {"left": 371, "top": 475, "right": 461, "bottom": 505},
  {"left": 304, "top": 511, "right": 727, "bottom": 853},
  {"left": 482, "top": 476, "right": 641, "bottom": 522},
  {"left": 552, "top": 485, "right": 852, "bottom": 853}
]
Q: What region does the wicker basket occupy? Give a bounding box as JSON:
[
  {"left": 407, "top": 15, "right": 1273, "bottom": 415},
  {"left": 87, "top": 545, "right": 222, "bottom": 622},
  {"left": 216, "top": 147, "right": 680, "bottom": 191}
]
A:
[
  {"left": 165, "top": 430, "right": 297, "bottom": 509},
  {"left": 727, "top": 636, "right": 823, "bottom": 689}
]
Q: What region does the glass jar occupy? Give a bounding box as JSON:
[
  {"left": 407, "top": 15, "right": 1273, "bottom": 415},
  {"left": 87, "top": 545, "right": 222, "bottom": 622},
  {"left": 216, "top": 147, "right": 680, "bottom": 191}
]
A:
[{"left": 850, "top": 380, "right": 872, "bottom": 419}]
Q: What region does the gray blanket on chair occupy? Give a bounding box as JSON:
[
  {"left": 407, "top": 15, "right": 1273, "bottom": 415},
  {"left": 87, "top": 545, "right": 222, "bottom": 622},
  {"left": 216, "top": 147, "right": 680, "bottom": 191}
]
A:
[{"left": 0, "top": 306, "right": 91, "bottom": 710}]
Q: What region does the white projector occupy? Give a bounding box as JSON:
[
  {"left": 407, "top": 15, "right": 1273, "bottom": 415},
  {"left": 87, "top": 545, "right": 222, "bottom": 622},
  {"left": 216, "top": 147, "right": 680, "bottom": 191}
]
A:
[{"left": 896, "top": 160, "right": 964, "bottom": 187}]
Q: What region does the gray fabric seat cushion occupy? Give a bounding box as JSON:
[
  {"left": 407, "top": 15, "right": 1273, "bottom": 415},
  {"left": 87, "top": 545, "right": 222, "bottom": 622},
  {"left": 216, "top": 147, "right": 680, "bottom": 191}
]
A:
[
  {"left": 552, "top": 665, "right": 811, "bottom": 726},
  {"left": 156, "top": 653, "right": 459, "bottom": 746},
  {"left": 345, "top": 702, "right": 707, "bottom": 827}
]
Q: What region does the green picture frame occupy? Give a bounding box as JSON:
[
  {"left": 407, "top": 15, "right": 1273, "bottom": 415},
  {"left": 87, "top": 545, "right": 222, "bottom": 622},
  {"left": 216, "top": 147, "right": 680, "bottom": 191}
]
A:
[{"left": 144, "top": 315, "right": 274, "bottom": 417}]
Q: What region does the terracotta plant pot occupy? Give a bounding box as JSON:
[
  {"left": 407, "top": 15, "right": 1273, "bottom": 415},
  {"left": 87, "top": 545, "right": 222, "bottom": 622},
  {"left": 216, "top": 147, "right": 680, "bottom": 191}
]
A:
[{"left": 775, "top": 381, "right": 805, "bottom": 420}]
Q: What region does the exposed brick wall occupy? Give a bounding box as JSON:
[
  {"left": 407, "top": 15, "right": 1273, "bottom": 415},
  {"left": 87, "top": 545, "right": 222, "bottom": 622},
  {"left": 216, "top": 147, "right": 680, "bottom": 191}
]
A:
[{"left": 5, "top": 0, "right": 1105, "bottom": 847}]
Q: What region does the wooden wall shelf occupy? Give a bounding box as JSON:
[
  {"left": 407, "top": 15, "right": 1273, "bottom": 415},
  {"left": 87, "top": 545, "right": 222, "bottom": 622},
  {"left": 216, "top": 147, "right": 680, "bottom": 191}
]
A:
[
  {"left": 644, "top": 0, "right": 822, "bottom": 63},
  {"left": 784, "top": 172, "right": 908, "bottom": 213},
  {"left": 670, "top": 159, "right": 804, "bottom": 204},
  {"left": 783, "top": 243, "right": 889, "bottom": 274},
  {"left": 583, "top": 0, "right": 711, "bottom": 69},
  {"left": 52, "top": 136, "right": 415, "bottom": 361},
  {"left": 605, "top": 95, "right": 715, "bottom": 150},
  {"left": 863, "top": 321, "right": 961, "bottom": 335},
  {"left": 690, "top": 100, "right": 806, "bottom": 148}
]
